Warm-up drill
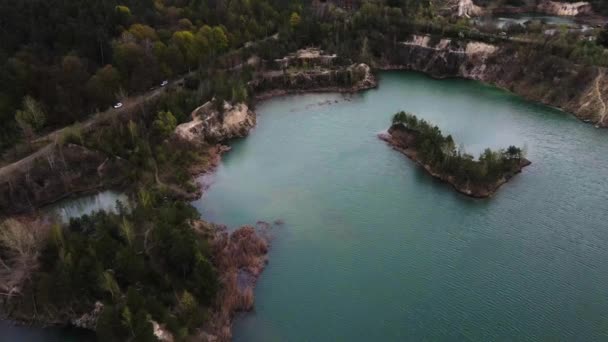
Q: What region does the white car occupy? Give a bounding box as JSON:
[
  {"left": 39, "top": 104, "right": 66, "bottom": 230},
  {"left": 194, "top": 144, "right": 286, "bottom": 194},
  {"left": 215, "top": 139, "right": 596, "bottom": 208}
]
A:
[
  {"left": 113, "top": 102, "right": 123, "bottom": 109},
  {"left": 161, "top": 80, "right": 169, "bottom": 87}
]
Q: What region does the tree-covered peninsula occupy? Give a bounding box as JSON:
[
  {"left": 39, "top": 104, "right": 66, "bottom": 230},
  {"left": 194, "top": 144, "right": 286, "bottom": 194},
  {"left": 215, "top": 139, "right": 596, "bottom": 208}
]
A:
[{"left": 380, "top": 111, "right": 531, "bottom": 197}]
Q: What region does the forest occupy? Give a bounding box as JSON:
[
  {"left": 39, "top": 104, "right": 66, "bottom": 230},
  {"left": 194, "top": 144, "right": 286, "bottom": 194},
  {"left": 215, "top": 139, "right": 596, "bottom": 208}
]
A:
[
  {"left": 3, "top": 0, "right": 608, "bottom": 152},
  {"left": 1, "top": 194, "right": 217, "bottom": 341},
  {"left": 391, "top": 111, "right": 526, "bottom": 186},
  {"left": 0, "top": 0, "right": 292, "bottom": 151}
]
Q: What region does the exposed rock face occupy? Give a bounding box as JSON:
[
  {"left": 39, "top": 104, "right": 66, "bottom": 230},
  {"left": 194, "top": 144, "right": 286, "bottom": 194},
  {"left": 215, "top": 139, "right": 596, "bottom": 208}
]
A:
[
  {"left": 251, "top": 63, "right": 377, "bottom": 99},
  {"left": 273, "top": 47, "right": 337, "bottom": 69},
  {"left": 151, "top": 320, "right": 174, "bottom": 342},
  {"left": 0, "top": 144, "right": 128, "bottom": 215},
  {"left": 379, "top": 124, "right": 531, "bottom": 198},
  {"left": 454, "top": 0, "right": 593, "bottom": 17},
  {"left": 537, "top": 1, "right": 592, "bottom": 16},
  {"left": 445, "top": 0, "right": 484, "bottom": 17},
  {"left": 175, "top": 101, "right": 256, "bottom": 143},
  {"left": 71, "top": 302, "right": 104, "bottom": 330},
  {"left": 387, "top": 35, "right": 608, "bottom": 127}
]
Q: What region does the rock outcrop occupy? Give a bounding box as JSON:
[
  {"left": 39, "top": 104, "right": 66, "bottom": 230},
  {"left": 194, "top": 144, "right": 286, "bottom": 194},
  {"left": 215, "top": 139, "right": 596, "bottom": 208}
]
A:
[
  {"left": 386, "top": 34, "right": 608, "bottom": 127},
  {"left": 71, "top": 302, "right": 104, "bottom": 330},
  {"left": 537, "top": 1, "right": 593, "bottom": 16},
  {"left": 453, "top": 0, "right": 594, "bottom": 17},
  {"left": 251, "top": 63, "right": 377, "bottom": 99},
  {"left": 175, "top": 101, "right": 256, "bottom": 143},
  {"left": 0, "top": 144, "right": 128, "bottom": 215},
  {"left": 444, "top": 0, "right": 484, "bottom": 17}
]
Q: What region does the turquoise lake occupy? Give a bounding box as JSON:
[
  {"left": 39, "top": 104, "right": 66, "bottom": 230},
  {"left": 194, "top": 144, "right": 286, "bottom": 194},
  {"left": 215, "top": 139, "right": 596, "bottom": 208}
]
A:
[
  {"left": 193, "top": 71, "right": 608, "bottom": 341},
  {"left": 4, "top": 71, "right": 608, "bottom": 341}
]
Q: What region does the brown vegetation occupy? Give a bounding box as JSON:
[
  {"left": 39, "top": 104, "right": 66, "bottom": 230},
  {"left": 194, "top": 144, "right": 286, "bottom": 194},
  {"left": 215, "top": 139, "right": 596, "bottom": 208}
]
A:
[
  {"left": 197, "top": 223, "right": 270, "bottom": 341},
  {"left": 0, "top": 217, "right": 51, "bottom": 299}
]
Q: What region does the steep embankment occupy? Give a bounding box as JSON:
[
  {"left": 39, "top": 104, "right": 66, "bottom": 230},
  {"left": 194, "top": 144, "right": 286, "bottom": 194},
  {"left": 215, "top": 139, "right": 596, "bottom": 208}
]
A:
[
  {"left": 591, "top": 70, "right": 607, "bottom": 125},
  {"left": 250, "top": 63, "right": 377, "bottom": 100},
  {"left": 537, "top": 1, "right": 593, "bottom": 16},
  {"left": 386, "top": 35, "right": 608, "bottom": 127},
  {"left": 444, "top": 0, "right": 484, "bottom": 17},
  {"left": 459, "top": 0, "right": 594, "bottom": 16},
  {"left": 175, "top": 101, "right": 257, "bottom": 143}
]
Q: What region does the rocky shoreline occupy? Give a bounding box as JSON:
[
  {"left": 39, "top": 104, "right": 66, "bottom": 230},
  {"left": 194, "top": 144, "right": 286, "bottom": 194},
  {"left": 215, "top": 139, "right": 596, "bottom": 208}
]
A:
[
  {"left": 251, "top": 63, "right": 378, "bottom": 101},
  {"left": 488, "top": 4, "right": 591, "bottom": 17},
  {"left": 379, "top": 125, "right": 531, "bottom": 198},
  {"left": 383, "top": 35, "right": 608, "bottom": 128}
]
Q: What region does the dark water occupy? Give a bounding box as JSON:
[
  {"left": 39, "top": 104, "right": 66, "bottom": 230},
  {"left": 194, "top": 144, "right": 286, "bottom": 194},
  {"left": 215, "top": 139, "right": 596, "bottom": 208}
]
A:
[{"left": 193, "top": 71, "right": 608, "bottom": 341}]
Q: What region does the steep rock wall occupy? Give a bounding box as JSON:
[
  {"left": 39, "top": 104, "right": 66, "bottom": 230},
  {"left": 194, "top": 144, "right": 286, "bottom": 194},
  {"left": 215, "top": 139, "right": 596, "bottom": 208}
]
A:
[
  {"left": 175, "top": 101, "right": 257, "bottom": 143},
  {"left": 250, "top": 63, "right": 377, "bottom": 98},
  {"left": 388, "top": 35, "right": 608, "bottom": 127},
  {"left": 537, "top": 1, "right": 593, "bottom": 16}
]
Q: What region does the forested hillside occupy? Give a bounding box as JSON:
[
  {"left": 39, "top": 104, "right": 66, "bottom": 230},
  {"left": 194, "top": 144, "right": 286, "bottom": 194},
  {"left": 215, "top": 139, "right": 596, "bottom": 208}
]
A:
[
  {"left": 3, "top": 0, "right": 608, "bottom": 152},
  {"left": 0, "top": 0, "right": 292, "bottom": 150}
]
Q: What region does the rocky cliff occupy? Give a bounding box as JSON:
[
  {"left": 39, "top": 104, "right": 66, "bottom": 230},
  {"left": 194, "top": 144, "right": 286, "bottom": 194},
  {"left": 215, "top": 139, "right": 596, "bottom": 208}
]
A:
[
  {"left": 444, "top": 0, "right": 484, "bottom": 17},
  {"left": 0, "top": 144, "right": 128, "bottom": 215},
  {"left": 175, "top": 101, "right": 257, "bottom": 143},
  {"left": 386, "top": 35, "right": 608, "bottom": 127},
  {"left": 251, "top": 63, "right": 377, "bottom": 99},
  {"left": 454, "top": 0, "right": 594, "bottom": 16},
  {"left": 537, "top": 1, "right": 593, "bottom": 16}
]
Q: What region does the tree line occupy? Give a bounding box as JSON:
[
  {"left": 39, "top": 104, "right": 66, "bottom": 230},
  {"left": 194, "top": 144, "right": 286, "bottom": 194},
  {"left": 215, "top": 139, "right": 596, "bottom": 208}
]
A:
[
  {"left": 392, "top": 111, "right": 525, "bottom": 186},
  {"left": 0, "top": 0, "right": 294, "bottom": 151},
  {"left": 2, "top": 194, "right": 217, "bottom": 341}
]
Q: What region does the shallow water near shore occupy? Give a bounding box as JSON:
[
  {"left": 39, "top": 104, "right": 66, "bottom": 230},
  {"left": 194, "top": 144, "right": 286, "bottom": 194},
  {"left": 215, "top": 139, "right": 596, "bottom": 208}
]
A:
[{"left": 193, "top": 71, "right": 608, "bottom": 341}]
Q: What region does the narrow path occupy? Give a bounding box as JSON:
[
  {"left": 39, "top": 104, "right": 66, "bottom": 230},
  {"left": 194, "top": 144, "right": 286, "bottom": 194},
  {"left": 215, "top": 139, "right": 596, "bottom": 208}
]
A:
[{"left": 595, "top": 69, "right": 607, "bottom": 126}]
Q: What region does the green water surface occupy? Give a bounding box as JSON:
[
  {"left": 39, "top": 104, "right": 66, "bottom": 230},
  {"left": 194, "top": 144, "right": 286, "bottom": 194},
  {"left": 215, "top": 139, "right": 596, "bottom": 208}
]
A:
[{"left": 193, "top": 71, "right": 608, "bottom": 341}]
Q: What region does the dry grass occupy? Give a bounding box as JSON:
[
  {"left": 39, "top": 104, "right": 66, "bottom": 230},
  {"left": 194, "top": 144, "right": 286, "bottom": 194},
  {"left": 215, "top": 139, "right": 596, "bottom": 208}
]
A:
[
  {"left": 0, "top": 216, "right": 51, "bottom": 298},
  {"left": 198, "top": 224, "right": 270, "bottom": 342}
]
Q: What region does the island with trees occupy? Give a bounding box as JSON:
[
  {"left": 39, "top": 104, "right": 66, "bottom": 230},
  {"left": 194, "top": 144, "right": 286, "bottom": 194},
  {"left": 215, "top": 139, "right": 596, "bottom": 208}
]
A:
[{"left": 380, "top": 112, "right": 531, "bottom": 198}]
